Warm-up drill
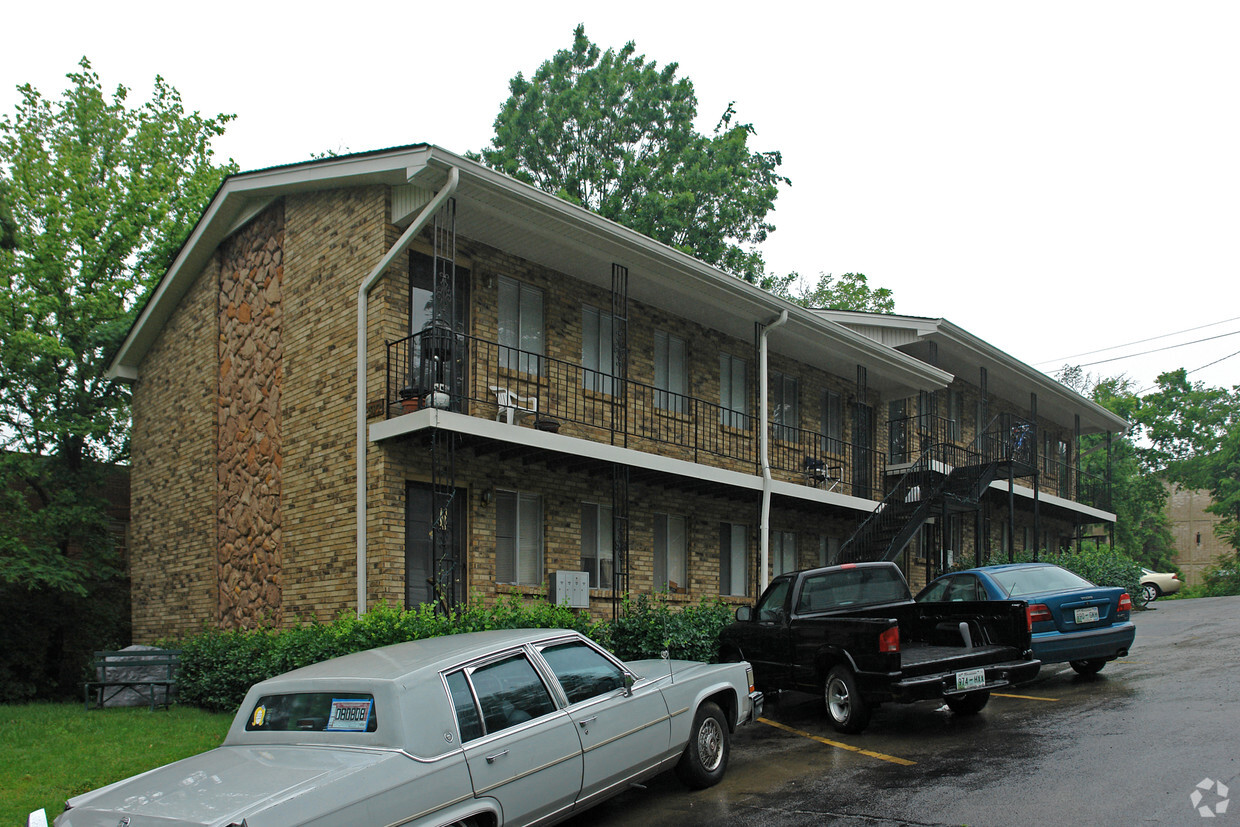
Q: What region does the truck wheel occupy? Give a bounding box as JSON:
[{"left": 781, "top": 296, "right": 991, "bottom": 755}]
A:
[
  {"left": 675, "top": 701, "right": 730, "bottom": 789},
  {"left": 824, "top": 665, "right": 871, "bottom": 734},
  {"left": 1070, "top": 658, "right": 1107, "bottom": 675},
  {"left": 945, "top": 690, "right": 991, "bottom": 715}
]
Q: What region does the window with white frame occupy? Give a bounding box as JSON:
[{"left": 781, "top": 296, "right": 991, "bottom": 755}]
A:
[
  {"left": 581, "top": 306, "right": 618, "bottom": 395},
  {"left": 772, "top": 530, "right": 797, "bottom": 575},
  {"left": 580, "top": 503, "right": 614, "bottom": 589},
  {"left": 654, "top": 330, "right": 688, "bottom": 413},
  {"left": 654, "top": 513, "right": 687, "bottom": 591},
  {"left": 770, "top": 371, "right": 799, "bottom": 441},
  {"left": 822, "top": 390, "right": 844, "bottom": 454},
  {"left": 719, "top": 522, "right": 748, "bottom": 596},
  {"left": 498, "top": 277, "right": 544, "bottom": 375},
  {"left": 496, "top": 491, "right": 542, "bottom": 585},
  {"left": 719, "top": 354, "right": 749, "bottom": 429}
]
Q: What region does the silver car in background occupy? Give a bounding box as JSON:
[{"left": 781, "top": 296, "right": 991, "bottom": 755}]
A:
[{"left": 33, "top": 629, "right": 762, "bottom": 827}]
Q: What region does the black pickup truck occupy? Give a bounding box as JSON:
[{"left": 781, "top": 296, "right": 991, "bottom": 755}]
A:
[{"left": 719, "top": 562, "right": 1040, "bottom": 733}]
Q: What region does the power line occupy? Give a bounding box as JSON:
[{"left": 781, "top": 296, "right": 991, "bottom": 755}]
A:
[
  {"left": 1070, "top": 328, "right": 1240, "bottom": 369},
  {"left": 1035, "top": 314, "right": 1240, "bottom": 366},
  {"left": 1137, "top": 347, "right": 1240, "bottom": 394}
]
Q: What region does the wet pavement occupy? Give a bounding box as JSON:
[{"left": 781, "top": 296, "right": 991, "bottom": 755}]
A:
[{"left": 564, "top": 596, "right": 1240, "bottom": 826}]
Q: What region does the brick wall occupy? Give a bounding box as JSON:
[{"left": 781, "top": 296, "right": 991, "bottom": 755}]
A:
[{"left": 130, "top": 253, "right": 219, "bottom": 641}]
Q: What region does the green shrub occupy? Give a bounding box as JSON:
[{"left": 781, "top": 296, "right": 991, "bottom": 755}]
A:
[
  {"left": 949, "top": 547, "right": 1143, "bottom": 598},
  {"left": 174, "top": 592, "right": 728, "bottom": 712}
]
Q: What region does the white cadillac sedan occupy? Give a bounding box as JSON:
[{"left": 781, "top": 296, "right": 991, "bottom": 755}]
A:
[{"left": 32, "top": 629, "right": 762, "bottom": 827}]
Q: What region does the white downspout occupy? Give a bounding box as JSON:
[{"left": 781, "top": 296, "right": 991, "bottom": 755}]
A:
[
  {"left": 355, "top": 166, "right": 459, "bottom": 615},
  {"left": 759, "top": 309, "right": 789, "bottom": 593}
]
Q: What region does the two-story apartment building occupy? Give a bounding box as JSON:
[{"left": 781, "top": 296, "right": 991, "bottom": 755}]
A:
[{"left": 106, "top": 145, "right": 1126, "bottom": 641}]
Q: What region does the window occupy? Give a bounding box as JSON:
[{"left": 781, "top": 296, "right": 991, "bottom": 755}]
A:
[
  {"left": 719, "top": 353, "right": 749, "bottom": 429},
  {"left": 719, "top": 522, "right": 748, "bottom": 596},
  {"left": 468, "top": 654, "right": 557, "bottom": 735},
  {"left": 539, "top": 640, "right": 626, "bottom": 704},
  {"left": 823, "top": 391, "right": 844, "bottom": 454},
  {"left": 654, "top": 330, "right": 688, "bottom": 413},
  {"left": 770, "top": 371, "right": 799, "bottom": 441},
  {"left": 582, "top": 305, "right": 617, "bottom": 394},
  {"left": 654, "top": 513, "right": 687, "bottom": 591},
  {"left": 580, "top": 503, "right": 613, "bottom": 589},
  {"left": 772, "top": 530, "right": 797, "bottom": 575},
  {"left": 498, "top": 276, "right": 544, "bottom": 375},
  {"left": 245, "top": 692, "right": 378, "bottom": 733},
  {"left": 819, "top": 535, "right": 840, "bottom": 567},
  {"left": 445, "top": 671, "right": 483, "bottom": 742},
  {"left": 497, "top": 491, "right": 542, "bottom": 585}
]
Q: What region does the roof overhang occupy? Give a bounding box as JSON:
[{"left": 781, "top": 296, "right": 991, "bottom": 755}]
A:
[
  {"left": 108, "top": 145, "right": 949, "bottom": 398},
  {"left": 816, "top": 310, "right": 1128, "bottom": 435}
]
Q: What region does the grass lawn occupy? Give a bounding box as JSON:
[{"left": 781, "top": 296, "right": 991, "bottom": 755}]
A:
[{"left": 1, "top": 703, "right": 233, "bottom": 825}]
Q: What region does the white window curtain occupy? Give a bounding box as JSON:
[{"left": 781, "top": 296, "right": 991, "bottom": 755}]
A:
[
  {"left": 499, "top": 276, "right": 544, "bottom": 375},
  {"left": 719, "top": 522, "right": 748, "bottom": 596},
  {"left": 719, "top": 354, "right": 749, "bottom": 429},
  {"left": 773, "top": 530, "right": 797, "bottom": 575},
  {"left": 580, "top": 503, "right": 614, "bottom": 589},
  {"left": 654, "top": 331, "right": 687, "bottom": 413},
  {"left": 654, "top": 513, "right": 687, "bottom": 591},
  {"left": 771, "top": 371, "right": 799, "bottom": 441},
  {"left": 822, "top": 390, "right": 843, "bottom": 454},
  {"left": 497, "top": 491, "right": 543, "bottom": 585},
  {"left": 581, "top": 306, "right": 616, "bottom": 394}
]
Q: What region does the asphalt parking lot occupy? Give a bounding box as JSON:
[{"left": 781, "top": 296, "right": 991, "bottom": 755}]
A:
[{"left": 565, "top": 595, "right": 1240, "bottom": 827}]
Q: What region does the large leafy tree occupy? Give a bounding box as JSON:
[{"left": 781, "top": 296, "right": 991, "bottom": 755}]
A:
[
  {"left": 478, "top": 25, "right": 789, "bottom": 282},
  {"left": 761, "top": 271, "right": 896, "bottom": 313},
  {"left": 0, "top": 59, "right": 235, "bottom": 597}
]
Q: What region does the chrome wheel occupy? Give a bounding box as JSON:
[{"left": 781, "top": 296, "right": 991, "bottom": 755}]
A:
[
  {"left": 696, "top": 714, "right": 724, "bottom": 771},
  {"left": 827, "top": 675, "right": 852, "bottom": 723}
]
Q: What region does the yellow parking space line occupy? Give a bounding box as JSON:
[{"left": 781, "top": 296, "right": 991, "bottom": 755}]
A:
[
  {"left": 758, "top": 717, "right": 916, "bottom": 766},
  {"left": 993, "top": 692, "right": 1059, "bottom": 702}
]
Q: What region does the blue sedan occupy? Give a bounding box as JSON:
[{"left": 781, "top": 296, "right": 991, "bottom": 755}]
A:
[{"left": 916, "top": 563, "right": 1135, "bottom": 675}]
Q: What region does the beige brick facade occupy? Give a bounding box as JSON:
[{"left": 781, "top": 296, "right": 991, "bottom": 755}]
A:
[{"left": 127, "top": 173, "right": 1117, "bottom": 640}]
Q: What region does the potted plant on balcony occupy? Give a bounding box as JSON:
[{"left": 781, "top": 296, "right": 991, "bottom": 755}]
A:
[{"left": 398, "top": 385, "right": 423, "bottom": 414}]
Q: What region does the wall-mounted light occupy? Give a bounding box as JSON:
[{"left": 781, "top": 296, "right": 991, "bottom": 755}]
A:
[{"left": 482, "top": 487, "right": 494, "bottom": 506}]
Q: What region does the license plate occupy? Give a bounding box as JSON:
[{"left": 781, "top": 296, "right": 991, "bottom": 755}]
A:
[
  {"left": 955, "top": 668, "right": 986, "bottom": 690},
  {"left": 1075, "top": 606, "right": 1100, "bottom": 624}
]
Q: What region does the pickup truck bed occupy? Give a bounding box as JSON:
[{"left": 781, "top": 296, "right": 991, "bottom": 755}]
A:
[{"left": 720, "top": 562, "right": 1041, "bottom": 733}]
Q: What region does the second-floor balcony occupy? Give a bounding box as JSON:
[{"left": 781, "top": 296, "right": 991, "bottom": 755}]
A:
[{"left": 384, "top": 327, "right": 886, "bottom": 499}]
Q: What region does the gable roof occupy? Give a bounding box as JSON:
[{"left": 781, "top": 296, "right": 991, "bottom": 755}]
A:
[
  {"left": 106, "top": 144, "right": 949, "bottom": 398},
  {"left": 815, "top": 309, "right": 1128, "bottom": 434}
]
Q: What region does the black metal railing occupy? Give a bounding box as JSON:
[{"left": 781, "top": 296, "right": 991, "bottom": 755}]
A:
[
  {"left": 888, "top": 414, "right": 961, "bottom": 463},
  {"left": 385, "top": 329, "right": 887, "bottom": 497}
]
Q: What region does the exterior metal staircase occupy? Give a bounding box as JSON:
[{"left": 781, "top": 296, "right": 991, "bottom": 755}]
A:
[{"left": 837, "top": 419, "right": 1035, "bottom": 564}]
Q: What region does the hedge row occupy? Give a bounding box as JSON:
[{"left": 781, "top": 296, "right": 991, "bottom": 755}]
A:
[
  {"left": 172, "top": 593, "right": 734, "bottom": 712},
  {"left": 950, "top": 546, "right": 1144, "bottom": 598}
]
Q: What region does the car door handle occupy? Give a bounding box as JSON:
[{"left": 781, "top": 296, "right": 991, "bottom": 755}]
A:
[
  {"left": 485, "top": 750, "right": 509, "bottom": 764},
  {"left": 577, "top": 716, "right": 598, "bottom": 728}
]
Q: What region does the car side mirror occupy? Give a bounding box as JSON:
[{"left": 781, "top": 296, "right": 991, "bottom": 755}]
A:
[
  {"left": 735, "top": 606, "right": 752, "bottom": 622},
  {"left": 623, "top": 672, "right": 635, "bottom": 697}
]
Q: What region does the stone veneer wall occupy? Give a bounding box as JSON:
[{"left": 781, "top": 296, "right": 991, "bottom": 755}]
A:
[
  {"left": 129, "top": 255, "right": 220, "bottom": 641},
  {"left": 216, "top": 203, "right": 285, "bottom": 628}
]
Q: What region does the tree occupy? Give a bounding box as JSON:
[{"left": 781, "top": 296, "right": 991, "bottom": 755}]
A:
[
  {"left": 477, "top": 25, "right": 789, "bottom": 283},
  {"left": 0, "top": 59, "right": 235, "bottom": 595},
  {"left": 1057, "top": 369, "right": 1177, "bottom": 570},
  {"left": 761, "top": 271, "right": 896, "bottom": 313}
]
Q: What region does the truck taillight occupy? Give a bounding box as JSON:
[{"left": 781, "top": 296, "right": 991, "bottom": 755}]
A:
[
  {"left": 1027, "top": 604, "right": 1052, "bottom": 628},
  {"left": 879, "top": 626, "right": 900, "bottom": 653},
  {"left": 1118, "top": 593, "right": 1133, "bottom": 612}
]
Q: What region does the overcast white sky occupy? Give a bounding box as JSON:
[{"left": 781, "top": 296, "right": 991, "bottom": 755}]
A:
[{"left": 5, "top": 1, "right": 1238, "bottom": 395}]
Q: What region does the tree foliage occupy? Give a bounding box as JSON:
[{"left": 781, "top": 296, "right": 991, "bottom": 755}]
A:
[
  {"left": 761, "top": 271, "right": 895, "bottom": 313},
  {"left": 0, "top": 58, "right": 235, "bottom": 596},
  {"left": 478, "top": 25, "right": 789, "bottom": 283}
]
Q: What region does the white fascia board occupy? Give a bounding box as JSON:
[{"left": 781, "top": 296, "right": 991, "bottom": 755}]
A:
[
  {"left": 987, "top": 478, "right": 1117, "bottom": 524},
  {"left": 370, "top": 409, "right": 880, "bottom": 514}
]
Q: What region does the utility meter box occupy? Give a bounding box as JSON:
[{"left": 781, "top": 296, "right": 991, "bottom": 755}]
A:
[{"left": 551, "top": 571, "right": 590, "bottom": 608}]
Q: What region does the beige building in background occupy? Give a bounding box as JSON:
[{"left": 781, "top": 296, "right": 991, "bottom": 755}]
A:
[{"left": 1166, "top": 483, "right": 1227, "bottom": 587}]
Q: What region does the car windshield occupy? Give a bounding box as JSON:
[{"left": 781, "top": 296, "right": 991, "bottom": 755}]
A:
[
  {"left": 990, "top": 566, "right": 1094, "bottom": 597},
  {"left": 245, "top": 692, "right": 378, "bottom": 733}
]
